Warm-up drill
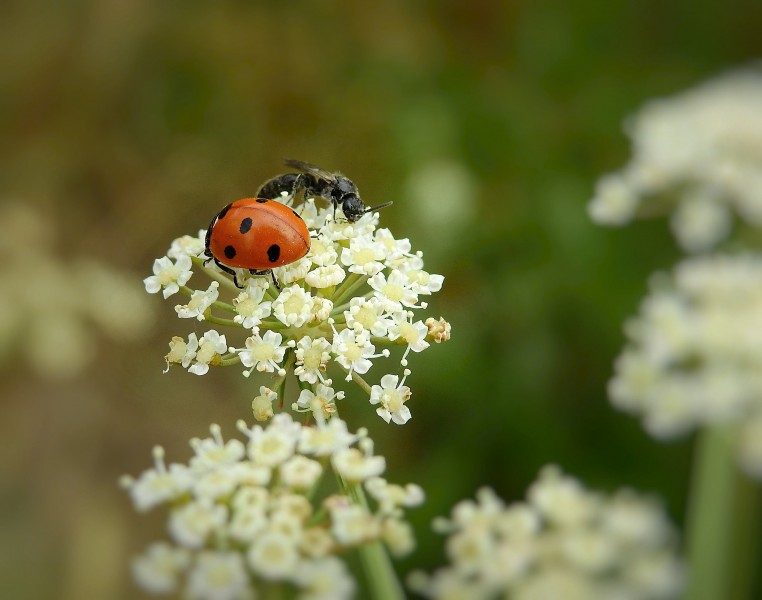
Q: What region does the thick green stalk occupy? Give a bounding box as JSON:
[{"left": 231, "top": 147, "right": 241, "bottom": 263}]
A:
[
  {"left": 684, "top": 426, "right": 749, "bottom": 600},
  {"left": 340, "top": 478, "right": 405, "bottom": 600},
  {"left": 356, "top": 536, "right": 406, "bottom": 600},
  {"left": 728, "top": 459, "right": 761, "bottom": 599}
]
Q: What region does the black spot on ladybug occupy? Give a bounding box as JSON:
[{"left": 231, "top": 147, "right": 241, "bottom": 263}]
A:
[
  {"left": 267, "top": 244, "right": 281, "bottom": 263},
  {"left": 217, "top": 203, "right": 233, "bottom": 220},
  {"left": 224, "top": 245, "right": 237, "bottom": 259},
  {"left": 256, "top": 198, "right": 268, "bottom": 204},
  {"left": 240, "top": 217, "right": 253, "bottom": 234},
  {"left": 291, "top": 209, "right": 303, "bottom": 220}
]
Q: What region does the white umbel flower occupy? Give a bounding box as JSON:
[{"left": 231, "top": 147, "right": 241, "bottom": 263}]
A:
[
  {"left": 168, "top": 231, "right": 206, "bottom": 260},
  {"left": 279, "top": 455, "right": 323, "bottom": 490},
  {"left": 144, "top": 255, "right": 193, "bottom": 299},
  {"left": 298, "top": 416, "right": 357, "bottom": 456},
  {"left": 131, "top": 542, "right": 190, "bottom": 595},
  {"left": 144, "top": 183, "right": 448, "bottom": 425},
  {"left": 233, "top": 281, "right": 272, "bottom": 330},
  {"left": 188, "top": 330, "right": 227, "bottom": 376},
  {"left": 388, "top": 312, "right": 430, "bottom": 367},
  {"left": 186, "top": 551, "right": 250, "bottom": 600},
  {"left": 125, "top": 414, "right": 421, "bottom": 598},
  {"left": 251, "top": 386, "right": 277, "bottom": 422},
  {"left": 189, "top": 424, "right": 246, "bottom": 472},
  {"left": 307, "top": 238, "right": 339, "bottom": 267},
  {"left": 332, "top": 447, "right": 386, "bottom": 482},
  {"left": 369, "top": 269, "right": 421, "bottom": 311},
  {"left": 305, "top": 264, "right": 346, "bottom": 288},
  {"left": 238, "top": 330, "right": 289, "bottom": 376},
  {"left": 272, "top": 284, "right": 314, "bottom": 326},
  {"left": 369, "top": 371, "right": 413, "bottom": 425},
  {"left": 294, "top": 336, "right": 332, "bottom": 384},
  {"left": 330, "top": 503, "right": 380, "bottom": 546},
  {"left": 246, "top": 531, "right": 300, "bottom": 581},
  {"left": 294, "top": 383, "right": 344, "bottom": 421},
  {"left": 410, "top": 466, "right": 683, "bottom": 600},
  {"left": 124, "top": 446, "right": 194, "bottom": 512},
  {"left": 175, "top": 281, "right": 219, "bottom": 320},
  {"left": 168, "top": 500, "right": 228, "bottom": 548},
  {"left": 589, "top": 67, "right": 762, "bottom": 252},
  {"left": 293, "top": 556, "right": 355, "bottom": 600},
  {"left": 341, "top": 237, "right": 387, "bottom": 276},
  {"left": 609, "top": 253, "right": 762, "bottom": 476},
  {"left": 344, "top": 297, "right": 393, "bottom": 337},
  {"left": 331, "top": 328, "right": 387, "bottom": 381}
]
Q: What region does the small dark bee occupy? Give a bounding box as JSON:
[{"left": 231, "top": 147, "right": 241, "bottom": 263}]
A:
[{"left": 256, "top": 159, "right": 392, "bottom": 223}]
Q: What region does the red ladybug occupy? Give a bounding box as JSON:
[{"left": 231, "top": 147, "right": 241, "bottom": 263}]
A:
[{"left": 204, "top": 198, "right": 310, "bottom": 290}]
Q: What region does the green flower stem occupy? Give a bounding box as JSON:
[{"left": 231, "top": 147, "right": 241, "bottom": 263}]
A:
[
  {"left": 332, "top": 273, "right": 369, "bottom": 307},
  {"left": 190, "top": 257, "right": 241, "bottom": 293},
  {"left": 259, "top": 319, "right": 289, "bottom": 330},
  {"left": 204, "top": 314, "right": 241, "bottom": 328},
  {"left": 343, "top": 477, "right": 405, "bottom": 600},
  {"left": 262, "top": 351, "right": 295, "bottom": 409},
  {"left": 213, "top": 301, "right": 237, "bottom": 314},
  {"left": 331, "top": 291, "right": 374, "bottom": 317},
  {"left": 219, "top": 354, "right": 241, "bottom": 367},
  {"left": 262, "top": 282, "right": 279, "bottom": 302},
  {"left": 728, "top": 468, "right": 761, "bottom": 599},
  {"left": 338, "top": 365, "right": 373, "bottom": 395},
  {"left": 684, "top": 426, "right": 757, "bottom": 600},
  {"left": 332, "top": 272, "right": 363, "bottom": 303}
]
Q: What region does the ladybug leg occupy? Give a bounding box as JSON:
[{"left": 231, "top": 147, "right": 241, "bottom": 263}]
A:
[
  {"left": 213, "top": 258, "right": 244, "bottom": 288},
  {"left": 270, "top": 270, "right": 281, "bottom": 292},
  {"left": 249, "top": 269, "right": 281, "bottom": 293}
]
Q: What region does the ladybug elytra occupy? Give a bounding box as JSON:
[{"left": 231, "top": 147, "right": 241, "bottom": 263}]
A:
[{"left": 204, "top": 198, "right": 310, "bottom": 290}]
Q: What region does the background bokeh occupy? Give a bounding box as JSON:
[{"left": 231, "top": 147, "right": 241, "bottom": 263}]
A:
[{"left": 2, "top": 1, "right": 761, "bottom": 598}]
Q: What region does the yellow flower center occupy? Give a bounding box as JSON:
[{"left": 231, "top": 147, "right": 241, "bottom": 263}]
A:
[
  {"left": 344, "top": 341, "right": 361, "bottom": 362},
  {"left": 157, "top": 266, "right": 180, "bottom": 286},
  {"left": 383, "top": 283, "right": 404, "bottom": 302},
  {"left": 303, "top": 346, "right": 325, "bottom": 370},
  {"left": 399, "top": 322, "right": 419, "bottom": 345},
  {"left": 354, "top": 247, "right": 377, "bottom": 265},
  {"left": 253, "top": 343, "right": 275, "bottom": 361}
]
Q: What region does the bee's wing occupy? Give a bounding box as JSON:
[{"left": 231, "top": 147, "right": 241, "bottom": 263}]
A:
[{"left": 283, "top": 159, "right": 335, "bottom": 183}]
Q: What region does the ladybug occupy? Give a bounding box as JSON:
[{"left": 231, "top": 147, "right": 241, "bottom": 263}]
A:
[
  {"left": 257, "top": 159, "right": 392, "bottom": 223},
  {"left": 204, "top": 198, "right": 310, "bottom": 290}
]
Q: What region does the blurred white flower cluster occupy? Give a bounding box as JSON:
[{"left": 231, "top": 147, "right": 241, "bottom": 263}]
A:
[
  {"left": 144, "top": 195, "right": 449, "bottom": 425},
  {"left": 410, "top": 466, "right": 683, "bottom": 600},
  {"left": 609, "top": 253, "right": 762, "bottom": 477},
  {"left": 0, "top": 202, "right": 153, "bottom": 378},
  {"left": 588, "top": 65, "right": 762, "bottom": 252},
  {"left": 122, "top": 413, "right": 423, "bottom": 600}
]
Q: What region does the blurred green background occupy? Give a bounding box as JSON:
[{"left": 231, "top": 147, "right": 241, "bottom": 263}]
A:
[{"left": 2, "top": 1, "right": 761, "bottom": 598}]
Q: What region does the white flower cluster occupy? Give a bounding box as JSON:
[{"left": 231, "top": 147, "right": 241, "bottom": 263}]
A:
[
  {"left": 409, "top": 466, "right": 683, "bottom": 600},
  {"left": 609, "top": 253, "right": 762, "bottom": 478},
  {"left": 122, "top": 413, "right": 423, "bottom": 600},
  {"left": 588, "top": 65, "right": 762, "bottom": 252},
  {"left": 0, "top": 202, "right": 153, "bottom": 378},
  {"left": 144, "top": 196, "right": 449, "bottom": 425}
]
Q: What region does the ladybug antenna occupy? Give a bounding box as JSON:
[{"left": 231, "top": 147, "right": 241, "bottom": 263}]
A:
[{"left": 364, "top": 201, "right": 393, "bottom": 214}]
